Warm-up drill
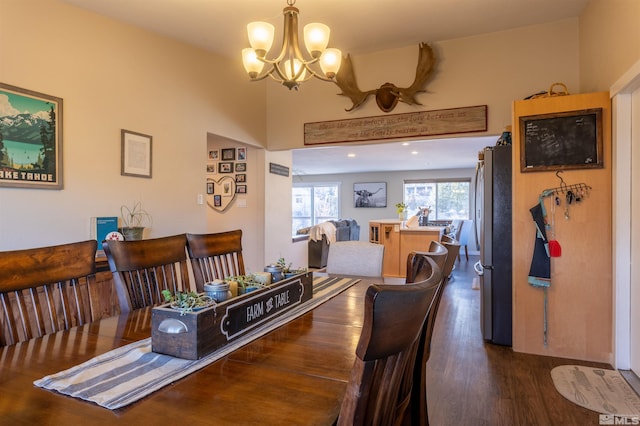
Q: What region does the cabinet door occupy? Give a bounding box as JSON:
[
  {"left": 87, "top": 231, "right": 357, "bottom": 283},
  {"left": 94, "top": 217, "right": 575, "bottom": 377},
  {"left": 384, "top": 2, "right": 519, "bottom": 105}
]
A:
[
  {"left": 400, "top": 231, "right": 441, "bottom": 277},
  {"left": 369, "top": 223, "right": 380, "bottom": 243},
  {"left": 381, "top": 224, "right": 401, "bottom": 277}
]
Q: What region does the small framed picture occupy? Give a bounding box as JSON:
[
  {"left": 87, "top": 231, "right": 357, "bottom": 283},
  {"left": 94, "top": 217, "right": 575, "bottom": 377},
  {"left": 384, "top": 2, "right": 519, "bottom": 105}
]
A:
[
  {"left": 121, "top": 129, "right": 153, "bottom": 178},
  {"left": 236, "top": 184, "right": 247, "bottom": 194},
  {"left": 219, "top": 162, "right": 233, "bottom": 173},
  {"left": 237, "top": 147, "right": 247, "bottom": 161},
  {"left": 222, "top": 181, "right": 233, "bottom": 197},
  {"left": 221, "top": 148, "right": 235, "bottom": 161},
  {"left": 206, "top": 182, "right": 214, "bottom": 194},
  {"left": 213, "top": 195, "right": 222, "bottom": 207},
  {"left": 235, "top": 162, "right": 246, "bottom": 172},
  {"left": 208, "top": 150, "right": 219, "bottom": 160},
  {"left": 206, "top": 163, "right": 216, "bottom": 174},
  {"left": 235, "top": 173, "right": 246, "bottom": 183}
]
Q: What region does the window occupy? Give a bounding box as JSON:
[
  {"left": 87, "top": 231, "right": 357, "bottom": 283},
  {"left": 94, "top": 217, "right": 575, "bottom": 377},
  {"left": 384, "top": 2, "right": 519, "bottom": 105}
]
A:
[
  {"left": 292, "top": 183, "right": 340, "bottom": 234},
  {"left": 403, "top": 179, "right": 470, "bottom": 220}
]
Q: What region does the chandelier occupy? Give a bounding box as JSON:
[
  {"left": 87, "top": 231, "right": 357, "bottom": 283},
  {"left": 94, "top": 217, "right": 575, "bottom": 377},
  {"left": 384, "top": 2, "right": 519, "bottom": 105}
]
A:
[{"left": 241, "top": 0, "right": 342, "bottom": 90}]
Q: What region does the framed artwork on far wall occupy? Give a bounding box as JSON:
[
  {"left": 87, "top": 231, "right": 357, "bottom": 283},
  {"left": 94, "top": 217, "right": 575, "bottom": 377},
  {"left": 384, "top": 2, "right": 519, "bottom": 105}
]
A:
[
  {"left": 237, "top": 147, "right": 247, "bottom": 161},
  {"left": 121, "top": 129, "right": 152, "bottom": 178},
  {"left": 354, "top": 182, "right": 387, "bottom": 208},
  {"left": 235, "top": 173, "right": 246, "bottom": 183},
  {"left": 218, "top": 162, "right": 233, "bottom": 173},
  {"left": 221, "top": 148, "right": 235, "bottom": 161},
  {"left": 208, "top": 150, "right": 219, "bottom": 160},
  {"left": 206, "top": 163, "right": 216, "bottom": 174},
  {"left": 0, "top": 83, "right": 64, "bottom": 189},
  {"left": 235, "top": 162, "right": 246, "bottom": 172},
  {"left": 236, "top": 184, "right": 247, "bottom": 194}
]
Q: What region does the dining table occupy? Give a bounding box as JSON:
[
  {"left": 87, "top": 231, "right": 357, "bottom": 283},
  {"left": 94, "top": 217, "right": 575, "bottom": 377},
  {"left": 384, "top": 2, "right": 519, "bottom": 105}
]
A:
[{"left": 0, "top": 276, "right": 371, "bottom": 425}]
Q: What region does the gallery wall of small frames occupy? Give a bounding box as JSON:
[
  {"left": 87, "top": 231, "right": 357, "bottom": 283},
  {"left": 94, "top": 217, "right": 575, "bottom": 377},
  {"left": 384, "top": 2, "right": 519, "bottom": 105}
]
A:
[{"left": 206, "top": 147, "right": 247, "bottom": 212}]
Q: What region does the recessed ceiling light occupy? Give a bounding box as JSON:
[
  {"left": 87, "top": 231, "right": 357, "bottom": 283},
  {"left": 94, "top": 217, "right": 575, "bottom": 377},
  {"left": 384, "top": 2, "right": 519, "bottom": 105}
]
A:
[
  {"left": 411, "top": 151, "right": 418, "bottom": 155},
  {"left": 402, "top": 142, "right": 410, "bottom": 146},
  {"left": 347, "top": 153, "right": 356, "bottom": 158}
]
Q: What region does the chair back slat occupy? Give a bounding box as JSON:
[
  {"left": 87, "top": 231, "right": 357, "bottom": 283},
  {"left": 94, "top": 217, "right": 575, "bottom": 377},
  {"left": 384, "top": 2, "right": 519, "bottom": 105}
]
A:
[
  {"left": 337, "top": 258, "right": 441, "bottom": 426},
  {"left": 103, "top": 234, "right": 190, "bottom": 313},
  {"left": 186, "top": 231, "right": 245, "bottom": 291},
  {"left": 0, "top": 240, "right": 98, "bottom": 346}
]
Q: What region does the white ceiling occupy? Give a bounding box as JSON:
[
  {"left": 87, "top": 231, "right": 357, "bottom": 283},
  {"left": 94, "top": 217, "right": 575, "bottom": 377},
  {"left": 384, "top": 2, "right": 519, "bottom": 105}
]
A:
[{"left": 59, "top": 0, "right": 589, "bottom": 175}]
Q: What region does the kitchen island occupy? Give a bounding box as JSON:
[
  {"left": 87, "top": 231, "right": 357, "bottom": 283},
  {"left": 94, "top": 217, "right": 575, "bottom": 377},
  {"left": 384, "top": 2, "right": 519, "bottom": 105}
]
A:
[{"left": 369, "top": 220, "right": 446, "bottom": 278}]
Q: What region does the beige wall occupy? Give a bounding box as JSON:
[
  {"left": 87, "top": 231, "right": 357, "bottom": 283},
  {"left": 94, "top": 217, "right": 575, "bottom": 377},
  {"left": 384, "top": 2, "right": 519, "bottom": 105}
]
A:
[
  {"left": 266, "top": 20, "right": 580, "bottom": 151},
  {"left": 0, "top": 0, "right": 266, "bottom": 251},
  {"left": 205, "top": 134, "right": 266, "bottom": 273},
  {"left": 579, "top": 0, "right": 640, "bottom": 92}
]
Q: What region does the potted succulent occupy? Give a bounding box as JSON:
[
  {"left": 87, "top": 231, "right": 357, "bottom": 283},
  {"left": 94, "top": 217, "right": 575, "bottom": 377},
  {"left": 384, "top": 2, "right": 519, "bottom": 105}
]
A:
[
  {"left": 120, "top": 201, "right": 152, "bottom": 240},
  {"left": 226, "top": 274, "right": 264, "bottom": 295},
  {"left": 161, "top": 289, "right": 215, "bottom": 316},
  {"left": 277, "top": 257, "right": 307, "bottom": 279}
]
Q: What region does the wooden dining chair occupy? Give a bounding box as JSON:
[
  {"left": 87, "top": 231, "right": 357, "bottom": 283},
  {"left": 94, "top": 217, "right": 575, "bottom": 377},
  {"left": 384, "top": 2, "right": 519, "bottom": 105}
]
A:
[
  {"left": 336, "top": 262, "right": 441, "bottom": 426},
  {"left": 186, "top": 230, "right": 245, "bottom": 292},
  {"left": 404, "top": 251, "right": 446, "bottom": 426},
  {"left": 439, "top": 235, "right": 461, "bottom": 281},
  {"left": 0, "top": 240, "right": 98, "bottom": 346},
  {"left": 103, "top": 234, "right": 190, "bottom": 313},
  {"left": 406, "top": 240, "right": 447, "bottom": 284}
]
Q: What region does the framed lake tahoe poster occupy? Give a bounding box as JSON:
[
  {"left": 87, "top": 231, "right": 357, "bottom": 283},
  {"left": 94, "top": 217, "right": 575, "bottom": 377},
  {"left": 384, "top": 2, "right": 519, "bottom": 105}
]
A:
[{"left": 0, "top": 83, "right": 63, "bottom": 189}]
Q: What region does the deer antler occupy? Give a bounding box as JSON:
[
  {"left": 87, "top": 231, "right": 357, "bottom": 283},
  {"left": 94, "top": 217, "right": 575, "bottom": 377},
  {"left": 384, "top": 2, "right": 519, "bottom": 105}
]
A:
[
  {"left": 395, "top": 43, "right": 436, "bottom": 106},
  {"left": 334, "top": 43, "right": 436, "bottom": 113},
  {"left": 334, "top": 54, "right": 376, "bottom": 112}
]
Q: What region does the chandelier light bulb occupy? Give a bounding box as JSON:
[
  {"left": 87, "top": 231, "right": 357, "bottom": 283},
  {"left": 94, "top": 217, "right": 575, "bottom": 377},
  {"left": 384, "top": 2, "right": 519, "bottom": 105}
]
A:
[
  {"left": 282, "top": 59, "right": 306, "bottom": 81},
  {"left": 319, "top": 48, "right": 342, "bottom": 78},
  {"left": 242, "top": 48, "right": 264, "bottom": 78},
  {"left": 303, "top": 23, "right": 330, "bottom": 58},
  {"left": 247, "top": 22, "right": 274, "bottom": 57}
]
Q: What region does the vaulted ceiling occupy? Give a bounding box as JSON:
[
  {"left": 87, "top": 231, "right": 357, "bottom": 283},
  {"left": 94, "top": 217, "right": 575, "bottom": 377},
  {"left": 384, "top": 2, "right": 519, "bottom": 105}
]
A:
[{"left": 59, "top": 0, "right": 590, "bottom": 174}]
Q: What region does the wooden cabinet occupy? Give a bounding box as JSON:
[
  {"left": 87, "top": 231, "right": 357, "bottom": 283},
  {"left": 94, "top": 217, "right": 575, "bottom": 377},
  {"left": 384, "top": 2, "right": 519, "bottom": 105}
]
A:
[{"left": 370, "top": 220, "right": 444, "bottom": 278}]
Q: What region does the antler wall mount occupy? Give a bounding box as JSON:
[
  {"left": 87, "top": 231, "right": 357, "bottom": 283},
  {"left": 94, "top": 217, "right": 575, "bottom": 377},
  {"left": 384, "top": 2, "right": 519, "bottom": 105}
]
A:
[{"left": 334, "top": 42, "right": 436, "bottom": 113}]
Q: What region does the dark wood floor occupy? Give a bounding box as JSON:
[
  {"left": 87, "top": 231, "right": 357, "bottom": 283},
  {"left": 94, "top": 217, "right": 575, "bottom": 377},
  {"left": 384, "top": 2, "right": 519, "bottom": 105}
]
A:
[{"left": 426, "top": 255, "right": 611, "bottom": 426}]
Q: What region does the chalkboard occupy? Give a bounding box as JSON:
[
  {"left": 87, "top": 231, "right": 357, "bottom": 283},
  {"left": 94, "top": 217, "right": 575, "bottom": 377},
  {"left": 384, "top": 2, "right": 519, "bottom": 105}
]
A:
[{"left": 519, "top": 108, "right": 603, "bottom": 172}]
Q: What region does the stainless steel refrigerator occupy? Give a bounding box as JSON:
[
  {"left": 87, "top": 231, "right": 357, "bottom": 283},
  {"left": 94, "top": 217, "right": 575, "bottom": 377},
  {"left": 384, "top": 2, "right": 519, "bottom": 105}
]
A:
[{"left": 473, "top": 144, "right": 512, "bottom": 346}]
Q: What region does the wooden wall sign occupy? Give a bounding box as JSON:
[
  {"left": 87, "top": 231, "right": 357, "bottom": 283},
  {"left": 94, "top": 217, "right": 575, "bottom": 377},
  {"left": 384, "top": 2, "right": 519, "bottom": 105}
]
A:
[{"left": 304, "top": 105, "right": 487, "bottom": 145}]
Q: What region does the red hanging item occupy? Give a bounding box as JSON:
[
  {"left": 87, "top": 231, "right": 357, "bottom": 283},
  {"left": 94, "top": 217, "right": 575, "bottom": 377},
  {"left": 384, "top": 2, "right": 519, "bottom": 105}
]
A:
[
  {"left": 549, "top": 239, "right": 562, "bottom": 257},
  {"left": 549, "top": 196, "right": 561, "bottom": 257}
]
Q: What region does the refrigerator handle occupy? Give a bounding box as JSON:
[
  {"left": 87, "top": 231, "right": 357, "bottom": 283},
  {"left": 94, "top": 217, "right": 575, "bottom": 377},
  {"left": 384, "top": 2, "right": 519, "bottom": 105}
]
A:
[{"left": 473, "top": 260, "right": 484, "bottom": 275}]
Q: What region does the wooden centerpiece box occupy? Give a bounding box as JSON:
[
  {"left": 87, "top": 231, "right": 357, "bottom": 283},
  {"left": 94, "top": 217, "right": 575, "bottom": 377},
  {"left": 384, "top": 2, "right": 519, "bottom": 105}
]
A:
[{"left": 151, "top": 272, "right": 313, "bottom": 360}]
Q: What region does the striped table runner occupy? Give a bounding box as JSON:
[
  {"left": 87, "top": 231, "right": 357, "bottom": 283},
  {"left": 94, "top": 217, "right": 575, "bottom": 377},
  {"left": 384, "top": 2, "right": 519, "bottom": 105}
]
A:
[{"left": 34, "top": 276, "right": 359, "bottom": 410}]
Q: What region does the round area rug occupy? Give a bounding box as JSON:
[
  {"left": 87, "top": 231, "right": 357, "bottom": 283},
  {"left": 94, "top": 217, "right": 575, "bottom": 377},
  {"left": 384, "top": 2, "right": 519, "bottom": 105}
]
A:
[{"left": 551, "top": 365, "right": 640, "bottom": 416}]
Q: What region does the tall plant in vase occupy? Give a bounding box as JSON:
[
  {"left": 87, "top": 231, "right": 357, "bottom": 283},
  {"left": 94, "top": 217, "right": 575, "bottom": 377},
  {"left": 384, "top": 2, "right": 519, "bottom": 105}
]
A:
[
  {"left": 120, "top": 201, "right": 152, "bottom": 240},
  {"left": 395, "top": 202, "right": 407, "bottom": 220}
]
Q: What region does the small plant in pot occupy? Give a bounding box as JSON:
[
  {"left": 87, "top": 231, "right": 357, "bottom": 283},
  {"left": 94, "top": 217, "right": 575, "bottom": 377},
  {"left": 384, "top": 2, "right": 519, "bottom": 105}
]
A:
[
  {"left": 277, "top": 257, "right": 307, "bottom": 278},
  {"left": 161, "top": 289, "right": 215, "bottom": 316},
  {"left": 120, "top": 201, "right": 152, "bottom": 240},
  {"left": 226, "top": 275, "right": 264, "bottom": 295}
]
